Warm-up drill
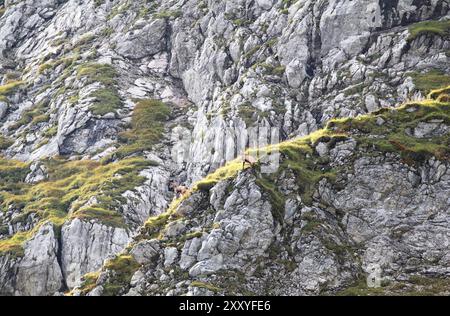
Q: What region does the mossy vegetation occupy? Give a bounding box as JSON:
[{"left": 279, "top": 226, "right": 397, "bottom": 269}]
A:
[
  {"left": 256, "top": 63, "right": 286, "bottom": 76},
  {"left": 408, "top": 19, "right": 450, "bottom": 41},
  {"left": 0, "top": 219, "right": 62, "bottom": 258},
  {"left": 3, "top": 72, "right": 21, "bottom": 83},
  {"left": 89, "top": 88, "right": 122, "bottom": 116},
  {"left": 8, "top": 100, "right": 50, "bottom": 131},
  {"left": 0, "top": 136, "right": 13, "bottom": 150},
  {"left": 300, "top": 212, "right": 322, "bottom": 234},
  {"left": 76, "top": 63, "right": 117, "bottom": 87},
  {"left": 0, "top": 101, "right": 172, "bottom": 257},
  {"left": 76, "top": 63, "right": 122, "bottom": 115},
  {"left": 142, "top": 212, "right": 172, "bottom": 239},
  {"left": 1, "top": 97, "right": 172, "bottom": 257},
  {"left": 244, "top": 45, "right": 262, "bottom": 60},
  {"left": 277, "top": 137, "right": 338, "bottom": 205},
  {"left": 337, "top": 275, "right": 450, "bottom": 296},
  {"left": 336, "top": 277, "right": 388, "bottom": 296},
  {"left": 78, "top": 271, "right": 100, "bottom": 295},
  {"left": 327, "top": 96, "right": 450, "bottom": 165},
  {"left": 255, "top": 175, "right": 286, "bottom": 223},
  {"left": 409, "top": 69, "right": 450, "bottom": 95},
  {"left": 170, "top": 86, "right": 450, "bottom": 216},
  {"left": 107, "top": 2, "right": 132, "bottom": 20},
  {"left": 76, "top": 253, "right": 140, "bottom": 296},
  {"left": 195, "top": 160, "right": 246, "bottom": 191},
  {"left": 154, "top": 10, "right": 182, "bottom": 20},
  {"left": 38, "top": 56, "right": 77, "bottom": 75},
  {"left": 139, "top": 191, "right": 190, "bottom": 241},
  {"left": 0, "top": 158, "right": 29, "bottom": 193},
  {"left": 0, "top": 80, "right": 24, "bottom": 102},
  {"left": 428, "top": 85, "right": 450, "bottom": 100},
  {"left": 190, "top": 281, "right": 222, "bottom": 293},
  {"left": 74, "top": 34, "right": 96, "bottom": 47},
  {"left": 0, "top": 155, "right": 152, "bottom": 257},
  {"left": 238, "top": 102, "right": 258, "bottom": 126},
  {"left": 0, "top": 230, "right": 32, "bottom": 257},
  {"left": 42, "top": 126, "right": 58, "bottom": 138},
  {"left": 102, "top": 254, "right": 140, "bottom": 296},
  {"left": 116, "top": 99, "right": 171, "bottom": 158}
]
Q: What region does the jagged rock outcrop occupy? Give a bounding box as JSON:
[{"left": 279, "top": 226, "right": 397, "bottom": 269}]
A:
[
  {"left": 61, "top": 219, "right": 130, "bottom": 289},
  {"left": 0, "top": 222, "right": 63, "bottom": 296},
  {"left": 0, "top": 0, "right": 449, "bottom": 295},
  {"left": 75, "top": 97, "right": 450, "bottom": 296}
]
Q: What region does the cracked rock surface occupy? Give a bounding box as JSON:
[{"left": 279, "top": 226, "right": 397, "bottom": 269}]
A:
[{"left": 0, "top": 0, "right": 449, "bottom": 295}]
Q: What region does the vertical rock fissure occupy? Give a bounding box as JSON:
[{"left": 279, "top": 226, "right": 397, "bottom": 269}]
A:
[{"left": 55, "top": 232, "right": 68, "bottom": 293}]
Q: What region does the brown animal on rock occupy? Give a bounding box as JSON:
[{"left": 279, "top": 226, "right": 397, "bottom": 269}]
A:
[
  {"left": 242, "top": 154, "right": 258, "bottom": 170},
  {"left": 175, "top": 185, "right": 189, "bottom": 196},
  {"left": 169, "top": 181, "right": 189, "bottom": 197}
]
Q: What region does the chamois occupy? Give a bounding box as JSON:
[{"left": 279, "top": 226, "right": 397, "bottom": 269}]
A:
[
  {"left": 169, "top": 181, "right": 189, "bottom": 197},
  {"left": 242, "top": 154, "right": 258, "bottom": 170}
]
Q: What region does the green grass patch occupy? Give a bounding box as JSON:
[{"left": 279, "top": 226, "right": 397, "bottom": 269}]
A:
[
  {"left": 89, "top": 88, "right": 122, "bottom": 116},
  {"left": 78, "top": 271, "right": 100, "bottom": 295},
  {"left": 409, "top": 69, "right": 450, "bottom": 95},
  {"left": 0, "top": 136, "right": 13, "bottom": 150},
  {"left": 256, "top": 63, "right": 286, "bottom": 76},
  {"left": 255, "top": 175, "right": 286, "bottom": 223},
  {"left": 76, "top": 63, "right": 122, "bottom": 115},
  {"left": 337, "top": 275, "right": 450, "bottom": 296},
  {"left": 0, "top": 80, "right": 24, "bottom": 102},
  {"left": 142, "top": 212, "right": 172, "bottom": 239},
  {"left": 0, "top": 219, "right": 63, "bottom": 258},
  {"left": 191, "top": 281, "right": 222, "bottom": 293},
  {"left": 0, "top": 156, "right": 151, "bottom": 232},
  {"left": 408, "top": 19, "right": 450, "bottom": 41},
  {"left": 194, "top": 160, "right": 246, "bottom": 192},
  {"left": 0, "top": 231, "right": 31, "bottom": 257},
  {"left": 115, "top": 99, "right": 171, "bottom": 158},
  {"left": 8, "top": 100, "right": 50, "bottom": 131},
  {"left": 328, "top": 95, "right": 450, "bottom": 164},
  {"left": 336, "top": 277, "right": 387, "bottom": 296},
  {"left": 188, "top": 86, "right": 450, "bottom": 209},
  {"left": 76, "top": 63, "right": 117, "bottom": 87},
  {"left": 154, "top": 10, "right": 182, "bottom": 19},
  {"left": 102, "top": 254, "right": 140, "bottom": 296},
  {"left": 38, "top": 56, "right": 77, "bottom": 75},
  {"left": 0, "top": 158, "right": 29, "bottom": 193},
  {"left": 42, "top": 126, "right": 58, "bottom": 138}
]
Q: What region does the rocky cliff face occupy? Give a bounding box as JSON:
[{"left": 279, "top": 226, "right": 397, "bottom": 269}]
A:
[
  {"left": 0, "top": 0, "right": 449, "bottom": 295},
  {"left": 74, "top": 96, "right": 450, "bottom": 296}
]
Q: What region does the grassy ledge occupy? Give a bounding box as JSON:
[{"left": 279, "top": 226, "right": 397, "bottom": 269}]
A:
[
  {"left": 76, "top": 86, "right": 449, "bottom": 295},
  {"left": 0, "top": 80, "right": 24, "bottom": 102},
  {"left": 142, "top": 85, "right": 450, "bottom": 238},
  {"left": 0, "top": 156, "right": 152, "bottom": 257},
  {"left": 408, "top": 19, "right": 450, "bottom": 41},
  {"left": 409, "top": 69, "right": 450, "bottom": 95}
]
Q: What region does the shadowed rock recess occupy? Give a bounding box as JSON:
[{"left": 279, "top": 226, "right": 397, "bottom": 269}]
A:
[{"left": 0, "top": 0, "right": 449, "bottom": 296}]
